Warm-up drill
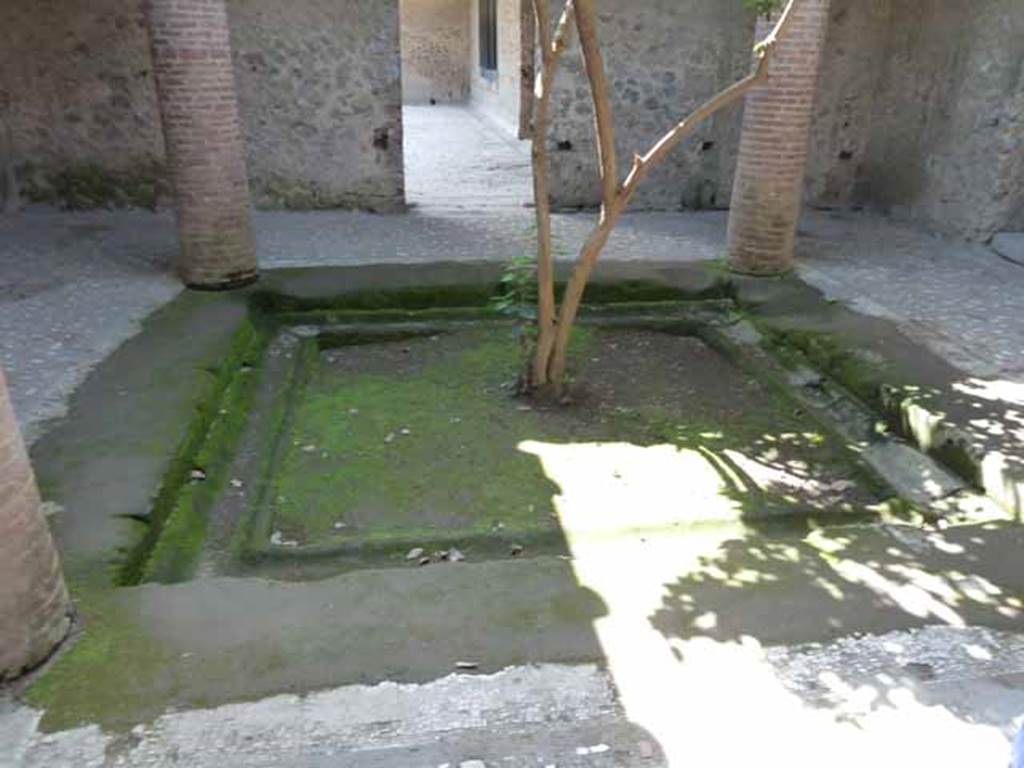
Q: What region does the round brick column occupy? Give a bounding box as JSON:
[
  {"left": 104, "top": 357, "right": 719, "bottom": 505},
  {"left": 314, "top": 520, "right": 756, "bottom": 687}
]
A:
[
  {"left": 0, "top": 370, "right": 70, "bottom": 680},
  {"left": 147, "top": 0, "right": 257, "bottom": 289},
  {"left": 727, "top": 0, "right": 831, "bottom": 275}
]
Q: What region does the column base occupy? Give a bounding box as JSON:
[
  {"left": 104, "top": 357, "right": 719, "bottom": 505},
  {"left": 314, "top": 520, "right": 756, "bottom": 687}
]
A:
[{"left": 184, "top": 271, "right": 260, "bottom": 292}]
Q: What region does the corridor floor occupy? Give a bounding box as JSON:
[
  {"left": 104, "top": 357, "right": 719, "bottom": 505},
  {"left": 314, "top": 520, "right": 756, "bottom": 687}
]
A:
[{"left": 403, "top": 105, "right": 533, "bottom": 214}]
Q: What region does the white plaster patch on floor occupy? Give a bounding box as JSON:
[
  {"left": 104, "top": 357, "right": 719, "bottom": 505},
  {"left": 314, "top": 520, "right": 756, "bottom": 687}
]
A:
[
  {"left": 5, "top": 628, "right": 1024, "bottom": 767},
  {"left": 7, "top": 664, "right": 619, "bottom": 768}
]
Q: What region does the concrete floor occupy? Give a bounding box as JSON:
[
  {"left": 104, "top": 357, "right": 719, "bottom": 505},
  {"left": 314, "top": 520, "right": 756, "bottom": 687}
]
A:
[{"left": 3, "top": 105, "right": 1024, "bottom": 766}]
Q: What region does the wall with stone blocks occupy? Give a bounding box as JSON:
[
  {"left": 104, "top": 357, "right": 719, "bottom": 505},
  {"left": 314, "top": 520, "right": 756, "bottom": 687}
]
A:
[
  {"left": 850, "top": 0, "right": 1023, "bottom": 239},
  {"left": 0, "top": 0, "right": 168, "bottom": 209},
  {"left": 0, "top": 0, "right": 1019, "bottom": 235},
  {"left": 544, "top": 0, "right": 754, "bottom": 212},
  {"left": 0, "top": 0, "right": 405, "bottom": 212},
  {"left": 401, "top": 0, "right": 471, "bottom": 105},
  {"left": 540, "top": 0, "right": 1022, "bottom": 239},
  {"left": 229, "top": 0, "right": 405, "bottom": 211}
]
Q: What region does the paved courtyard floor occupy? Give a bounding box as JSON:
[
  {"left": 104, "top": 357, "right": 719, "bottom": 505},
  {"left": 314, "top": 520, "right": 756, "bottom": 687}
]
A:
[
  {"left": 2, "top": 204, "right": 1021, "bottom": 445},
  {"left": 2, "top": 106, "right": 1023, "bottom": 767}
]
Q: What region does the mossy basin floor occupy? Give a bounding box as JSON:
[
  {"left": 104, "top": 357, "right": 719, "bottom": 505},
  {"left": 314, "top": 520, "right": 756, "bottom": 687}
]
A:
[{"left": 257, "top": 324, "right": 884, "bottom": 561}]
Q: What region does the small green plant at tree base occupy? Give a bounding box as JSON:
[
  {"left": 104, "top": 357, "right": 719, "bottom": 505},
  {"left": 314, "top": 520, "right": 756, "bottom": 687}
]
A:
[
  {"left": 742, "top": 0, "right": 784, "bottom": 19},
  {"left": 491, "top": 254, "right": 539, "bottom": 387}
]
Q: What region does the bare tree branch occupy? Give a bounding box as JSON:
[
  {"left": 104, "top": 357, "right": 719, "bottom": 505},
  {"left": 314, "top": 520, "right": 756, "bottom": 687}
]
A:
[
  {"left": 573, "top": 0, "right": 618, "bottom": 213},
  {"left": 518, "top": 0, "right": 536, "bottom": 140},
  {"left": 540, "top": 0, "right": 801, "bottom": 387},
  {"left": 529, "top": 0, "right": 576, "bottom": 386}
]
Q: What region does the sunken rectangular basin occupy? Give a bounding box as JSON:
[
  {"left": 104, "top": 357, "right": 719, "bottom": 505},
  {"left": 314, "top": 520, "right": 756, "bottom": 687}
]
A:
[
  {"left": 125, "top": 292, "right": 899, "bottom": 586},
  {"left": 218, "top": 318, "right": 888, "bottom": 576}
]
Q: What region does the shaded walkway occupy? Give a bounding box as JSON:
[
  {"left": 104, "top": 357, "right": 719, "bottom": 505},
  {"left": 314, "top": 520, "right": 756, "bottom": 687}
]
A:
[{"left": 403, "top": 105, "right": 533, "bottom": 213}]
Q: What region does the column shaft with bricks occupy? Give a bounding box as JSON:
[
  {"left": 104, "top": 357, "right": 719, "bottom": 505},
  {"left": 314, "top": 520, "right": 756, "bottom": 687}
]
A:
[
  {"left": 727, "top": 0, "right": 831, "bottom": 275},
  {"left": 0, "top": 370, "right": 70, "bottom": 680},
  {"left": 147, "top": 0, "right": 257, "bottom": 289}
]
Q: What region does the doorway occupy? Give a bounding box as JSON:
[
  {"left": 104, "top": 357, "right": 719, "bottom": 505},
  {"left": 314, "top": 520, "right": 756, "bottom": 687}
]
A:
[{"left": 399, "top": 0, "right": 532, "bottom": 213}]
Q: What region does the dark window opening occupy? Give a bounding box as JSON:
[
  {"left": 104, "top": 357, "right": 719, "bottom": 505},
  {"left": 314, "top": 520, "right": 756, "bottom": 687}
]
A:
[{"left": 479, "top": 0, "right": 498, "bottom": 78}]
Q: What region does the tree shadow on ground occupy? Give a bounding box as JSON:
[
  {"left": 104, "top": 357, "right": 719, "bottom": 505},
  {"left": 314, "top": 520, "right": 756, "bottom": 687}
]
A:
[{"left": 648, "top": 517, "right": 1024, "bottom": 726}]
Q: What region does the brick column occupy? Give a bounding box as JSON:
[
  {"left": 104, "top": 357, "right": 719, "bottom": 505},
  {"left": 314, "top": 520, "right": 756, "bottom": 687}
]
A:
[
  {"left": 0, "top": 370, "right": 70, "bottom": 680},
  {"left": 727, "top": 0, "right": 831, "bottom": 275},
  {"left": 147, "top": 0, "right": 257, "bottom": 289}
]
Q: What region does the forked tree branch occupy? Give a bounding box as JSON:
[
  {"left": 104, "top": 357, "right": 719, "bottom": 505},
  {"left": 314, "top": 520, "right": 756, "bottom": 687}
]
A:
[
  {"left": 542, "top": 0, "right": 800, "bottom": 386},
  {"left": 573, "top": 0, "right": 618, "bottom": 213},
  {"left": 518, "top": 1, "right": 536, "bottom": 139},
  {"left": 530, "top": 0, "right": 576, "bottom": 386}
]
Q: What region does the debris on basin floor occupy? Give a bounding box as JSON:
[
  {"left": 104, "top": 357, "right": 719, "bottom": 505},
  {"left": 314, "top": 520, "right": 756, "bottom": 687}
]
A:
[
  {"left": 189, "top": 468, "right": 206, "bottom": 482},
  {"left": 270, "top": 531, "right": 298, "bottom": 548},
  {"left": 407, "top": 547, "right": 425, "bottom": 560},
  {"left": 39, "top": 501, "right": 63, "bottom": 517}
]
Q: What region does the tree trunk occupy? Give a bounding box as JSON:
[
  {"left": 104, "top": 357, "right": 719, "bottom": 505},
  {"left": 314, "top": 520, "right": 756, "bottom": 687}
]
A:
[
  {"left": 518, "top": 0, "right": 536, "bottom": 140},
  {"left": 531, "top": 0, "right": 801, "bottom": 393},
  {"left": 528, "top": 0, "right": 575, "bottom": 388}
]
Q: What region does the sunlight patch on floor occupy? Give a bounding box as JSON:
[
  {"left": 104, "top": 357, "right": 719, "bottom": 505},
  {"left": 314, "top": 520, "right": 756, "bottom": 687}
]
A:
[
  {"left": 526, "top": 439, "right": 1017, "bottom": 766},
  {"left": 518, "top": 440, "right": 741, "bottom": 535}
]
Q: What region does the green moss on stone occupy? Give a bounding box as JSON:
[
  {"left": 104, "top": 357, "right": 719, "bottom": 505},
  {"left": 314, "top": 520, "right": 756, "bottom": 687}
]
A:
[
  {"left": 23, "top": 160, "right": 169, "bottom": 211},
  {"left": 257, "top": 176, "right": 364, "bottom": 211},
  {"left": 25, "top": 569, "right": 173, "bottom": 733},
  {"left": 758, "top": 326, "right": 891, "bottom": 409},
  {"left": 267, "top": 327, "right": 587, "bottom": 548},
  {"left": 119, "top": 320, "right": 270, "bottom": 585}
]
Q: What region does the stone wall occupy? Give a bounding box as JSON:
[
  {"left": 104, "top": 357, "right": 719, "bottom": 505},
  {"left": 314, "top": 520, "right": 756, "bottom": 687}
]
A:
[
  {"left": 401, "top": 0, "right": 470, "bottom": 105},
  {"left": 470, "top": 0, "right": 523, "bottom": 132},
  {"left": 804, "top": 0, "right": 891, "bottom": 209},
  {"left": 543, "top": 0, "right": 885, "bottom": 213},
  {"left": 541, "top": 0, "right": 1022, "bottom": 240},
  {"left": 0, "top": 0, "right": 167, "bottom": 209},
  {"left": 229, "top": 0, "right": 404, "bottom": 211},
  {"left": 546, "top": 0, "right": 754, "bottom": 211},
  {"left": 0, "top": 0, "right": 1019, "bottom": 234},
  {"left": 0, "top": 0, "right": 405, "bottom": 212},
  {"left": 851, "top": 0, "right": 1023, "bottom": 239}
]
